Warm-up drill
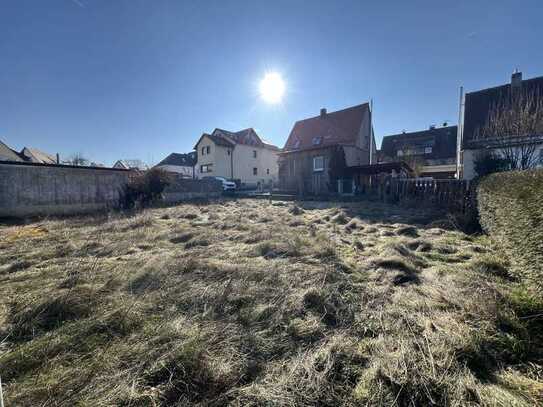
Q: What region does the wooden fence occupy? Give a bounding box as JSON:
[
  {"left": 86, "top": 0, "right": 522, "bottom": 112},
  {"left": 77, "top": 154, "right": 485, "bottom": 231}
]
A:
[{"left": 369, "top": 178, "right": 475, "bottom": 212}]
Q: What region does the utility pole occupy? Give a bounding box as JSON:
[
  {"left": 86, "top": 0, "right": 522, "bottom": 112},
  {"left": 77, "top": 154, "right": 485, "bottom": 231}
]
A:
[
  {"left": 456, "top": 86, "right": 464, "bottom": 179},
  {"left": 369, "top": 98, "right": 374, "bottom": 165}
]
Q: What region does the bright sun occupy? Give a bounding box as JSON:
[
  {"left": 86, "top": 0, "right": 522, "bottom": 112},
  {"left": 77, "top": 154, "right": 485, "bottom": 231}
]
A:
[{"left": 259, "top": 72, "right": 285, "bottom": 104}]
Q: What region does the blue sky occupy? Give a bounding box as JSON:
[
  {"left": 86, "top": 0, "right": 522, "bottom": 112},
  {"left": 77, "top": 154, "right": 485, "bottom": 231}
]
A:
[{"left": 1, "top": 1, "right": 542, "bottom": 165}]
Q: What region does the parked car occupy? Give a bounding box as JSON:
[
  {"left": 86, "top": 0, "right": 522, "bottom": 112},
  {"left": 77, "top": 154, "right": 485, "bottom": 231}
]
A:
[{"left": 203, "top": 176, "right": 237, "bottom": 191}]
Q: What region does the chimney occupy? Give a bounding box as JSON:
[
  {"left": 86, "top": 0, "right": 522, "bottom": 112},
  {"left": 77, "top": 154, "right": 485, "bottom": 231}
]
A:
[
  {"left": 320, "top": 108, "right": 327, "bottom": 118},
  {"left": 511, "top": 70, "right": 522, "bottom": 90},
  {"left": 443, "top": 121, "right": 448, "bottom": 127},
  {"left": 56, "top": 153, "right": 60, "bottom": 164}
]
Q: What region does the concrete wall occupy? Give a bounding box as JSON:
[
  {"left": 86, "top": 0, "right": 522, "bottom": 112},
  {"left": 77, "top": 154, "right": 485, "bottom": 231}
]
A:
[
  {"left": 162, "top": 178, "right": 222, "bottom": 203},
  {"left": 0, "top": 162, "right": 129, "bottom": 217}
]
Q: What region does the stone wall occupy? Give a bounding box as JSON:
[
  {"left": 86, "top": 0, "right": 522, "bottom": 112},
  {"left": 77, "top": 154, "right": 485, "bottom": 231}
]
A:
[
  {"left": 0, "top": 161, "right": 129, "bottom": 217},
  {"left": 162, "top": 178, "right": 223, "bottom": 203}
]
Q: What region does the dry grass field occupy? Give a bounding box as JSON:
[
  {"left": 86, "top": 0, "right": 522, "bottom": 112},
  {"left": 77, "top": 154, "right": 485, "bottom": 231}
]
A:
[{"left": 0, "top": 199, "right": 541, "bottom": 406}]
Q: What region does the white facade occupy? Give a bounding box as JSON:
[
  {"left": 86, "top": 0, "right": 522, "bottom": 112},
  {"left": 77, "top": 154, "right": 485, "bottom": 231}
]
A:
[
  {"left": 195, "top": 131, "right": 279, "bottom": 187},
  {"left": 462, "top": 144, "right": 543, "bottom": 180}
]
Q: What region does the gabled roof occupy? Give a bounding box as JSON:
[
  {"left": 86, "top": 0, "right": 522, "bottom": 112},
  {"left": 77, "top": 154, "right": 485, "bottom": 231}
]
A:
[
  {"left": 21, "top": 147, "right": 57, "bottom": 164},
  {"left": 113, "top": 159, "right": 148, "bottom": 170},
  {"left": 381, "top": 126, "right": 457, "bottom": 160},
  {"left": 463, "top": 73, "right": 543, "bottom": 149},
  {"left": 194, "top": 128, "right": 279, "bottom": 150},
  {"left": 283, "top": 103, "right": 370, "bottom": 151},
  {"left": 0, "top": 140, "right": 24, "bottom": 162},
  {"left": 156, "top": 152, "right": 197, "bottom": 167}
]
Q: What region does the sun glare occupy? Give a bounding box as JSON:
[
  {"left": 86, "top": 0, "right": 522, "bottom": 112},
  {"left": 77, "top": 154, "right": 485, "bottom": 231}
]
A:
[{"left": 259, "top": 72, "right": 285, "bottom": 104}]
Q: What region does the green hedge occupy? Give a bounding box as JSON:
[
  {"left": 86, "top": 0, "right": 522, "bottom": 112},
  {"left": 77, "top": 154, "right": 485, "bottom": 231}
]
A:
[{"left": 477, "top": 170, "right": 543, "bottom": 292}]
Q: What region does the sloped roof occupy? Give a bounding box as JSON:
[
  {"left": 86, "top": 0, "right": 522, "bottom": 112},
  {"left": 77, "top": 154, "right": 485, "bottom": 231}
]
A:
[
  {"left": 381, "top": 126, "right": 457, "bottom": 160},
  {"left": 0, "top": 140, "right": 24, "bottom": 162},
  {"left": 21, "top": 147, "right": 56, "bottom": 164},
  {"left": 156, "top": 152, "right": 197, "bottom": 167},
  {"left": 194, "top": 128, "right": 279, "bottom": 150},
  {"left": 283, "top": 103, "right": 370, "bottom": 151},
  {"left": 114, "top": 159, "right": 148, "bottom": 170},
  {"left": 463, "top": 74, "right": 543, "bottom": 149}
]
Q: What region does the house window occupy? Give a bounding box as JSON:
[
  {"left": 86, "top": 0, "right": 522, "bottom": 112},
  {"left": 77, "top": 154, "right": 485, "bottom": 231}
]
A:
[
  {"left": 200, "top": 164, "right": 212, "bottom": 173},
  {"left": 227, "top": 150, "right": 231, "bottom": 156},
  {"left": 313, "top": 156, "right": 324, "bottom": 172},
  {"left": 312, "top": 137, "right": 322, "bottom": 145},
  {"left": 253, "top": 150, "right": 257, "bottom": 158},
  {"left": 397, "top": 150, "right": 404, "bottom": 157},
  {"left": 424, "top": 147, "right": 433, "bottom": 154},
  {"left": 253, "top": 167, "right": 258, "bottom": 175},
  {"left": 267, "top": 168, "right": 270, "bottom": 175},
  {"left": 201, "top": 147, "right": 206, "bottom": 155},
  {"left": 206, "top": 146, "right": 210, "bottom": 154}
]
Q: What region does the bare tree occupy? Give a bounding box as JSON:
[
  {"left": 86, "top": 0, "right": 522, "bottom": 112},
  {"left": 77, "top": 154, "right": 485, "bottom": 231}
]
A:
[
  {"left": 475, "top": 89, "right": 543, "bottom": 170},
  {"left": 67, "top": 153, "right": 90, "bottom": 166}
]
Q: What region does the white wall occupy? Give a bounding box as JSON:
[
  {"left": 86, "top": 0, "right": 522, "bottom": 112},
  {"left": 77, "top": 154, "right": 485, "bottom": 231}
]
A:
[
  {"left": 232, "top": 144, "right": 278, "bottom": 186},
  {"left": 196, "top": 135, "right": 231, "bottom": 178},
  {"left": 462, "top": 144, "right": 543, "bottom": 180}
]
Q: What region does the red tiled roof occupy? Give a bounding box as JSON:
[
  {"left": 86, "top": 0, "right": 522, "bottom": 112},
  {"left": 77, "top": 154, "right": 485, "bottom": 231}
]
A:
[{"left": 283, "top": 103, "right": 369, "bottom": 151}]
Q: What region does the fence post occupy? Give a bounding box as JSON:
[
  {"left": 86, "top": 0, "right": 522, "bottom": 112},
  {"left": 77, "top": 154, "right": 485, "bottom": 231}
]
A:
[{"left": 0, "top": 375, "right": 4, "bottom": 407}]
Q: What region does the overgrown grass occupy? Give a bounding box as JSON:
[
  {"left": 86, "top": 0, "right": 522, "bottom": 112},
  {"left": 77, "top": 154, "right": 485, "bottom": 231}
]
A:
[{"left": 0, "top": 199, "right": 541, "bottom": 405}]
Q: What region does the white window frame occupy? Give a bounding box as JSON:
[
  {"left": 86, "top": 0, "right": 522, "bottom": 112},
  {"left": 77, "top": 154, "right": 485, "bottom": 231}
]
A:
[
  {"left": 200, "top": 164, "right": 212, "bottom": 173},
  {"left": 313, "top": 156, "right": 324, "bottom": 172},
  {"left": 424, "top": 146, "right": 433, "bottom": 154}
]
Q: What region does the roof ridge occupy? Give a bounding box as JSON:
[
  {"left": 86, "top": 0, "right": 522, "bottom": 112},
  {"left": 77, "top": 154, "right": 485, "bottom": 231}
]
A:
[
  {"left": 466, "top": 74, "right": 543, "bottom": 95},
  {"left": 384, "top": 126, "right": 457, "bottom": 139},
  {"left": 293, "top": 102, "right": 369, "bottom": 124}
]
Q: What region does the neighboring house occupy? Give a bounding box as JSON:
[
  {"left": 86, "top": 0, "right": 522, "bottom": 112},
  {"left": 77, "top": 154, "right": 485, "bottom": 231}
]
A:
[
  {"left": 459, "top": 71, "right": 543, "bottom": 180},
  {"left": 0, "top": 140, "right": 59, "bottom": 164},
  {"left": 278, "top": 104, "right": 375, "bottom": 194},
  {"left": 0, "top": 140, "right": 24, "bottom": 162},
  {"left": 155, "top": 152, "right": 197, "bottom": 178},
  {"left": 380, "top": 125, "right": 458, "bottom": 179},
  {"left": 194, "top": 128, "right": 279, "bottom": 187},
  {"left": 113, "top": 159, "right": 148, "bottom": 171},
  {"left": 20, "top": 147, "right": 57, "bottom": 164}
]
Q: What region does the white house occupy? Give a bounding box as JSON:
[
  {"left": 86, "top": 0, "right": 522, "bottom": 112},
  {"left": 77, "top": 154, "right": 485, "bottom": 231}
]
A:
[
  {"left": 459, "top": 71, "right": 543, "bottom": 180},
  {"left": 113, "top": 159, "right": 148, "bottom": 171},
  {"left": 194, "top": 128, "right": 279, "bottom": 187},
  {"left": 154, "top": 152, "right": 197, "bottom": 178}
]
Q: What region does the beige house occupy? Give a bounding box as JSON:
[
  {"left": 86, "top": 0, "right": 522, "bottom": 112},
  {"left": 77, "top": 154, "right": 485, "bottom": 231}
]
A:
[{"left": 194, "top": 128, "right": 279, "bottom": 187}]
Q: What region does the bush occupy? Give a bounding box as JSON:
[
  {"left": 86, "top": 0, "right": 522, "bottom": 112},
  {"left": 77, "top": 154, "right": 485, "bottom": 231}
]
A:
[
  {"left": 477, "top": 169, "right": 543, "bottom": 292},
  {"left": 121, "top": 168, "right": 173, "bottom": 209}
]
